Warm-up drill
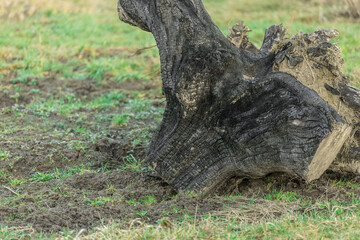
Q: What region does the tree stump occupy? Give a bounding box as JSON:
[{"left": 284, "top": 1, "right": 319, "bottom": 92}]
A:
[{"left": 117, "top": 0, "right": 360, "bottom": 195}]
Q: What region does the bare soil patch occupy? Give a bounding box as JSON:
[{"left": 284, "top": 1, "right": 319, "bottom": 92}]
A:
[
  {"left": 0, "top": 72, "right": 359, "bottom": 234},
  {"left": 2, "top": 153, "right": 360, "bottom": 233}
]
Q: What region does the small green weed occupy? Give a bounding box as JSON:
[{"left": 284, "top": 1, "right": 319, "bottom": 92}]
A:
[
  {"left": 126, "top": 199, "right": 137, "bottom": 206},
  {"left": 136, "top": 210, "right": 148, "bottom": 217},
  {"left": 112, "top": 114, "right": 131, "bottom": 126},
  {"left": 31, "top": 165, "right": 87, "bottom": 182},
  {"left": 51, "top": 184, "right": 70, "bottom": 197},
  {"left": 68, "top": 142, "right": 87, "bottom": 151},
  {"left": 74, "top": 127, "right": 89, "bottom": 134},
  {"left": 7, "top": 178, "right": 27, "bottom": 186},
  {"left": 140, "top": 195, "right": 157, "bottom": 205},
  {"left": 86, "top": 198, "right": 105, "bottom": 207},
  {"left": 171, "top": 205, "right": 181, "bottom": 214},
  {"left": 89, "top": 91, "right": 126, "bottom": 111},
  {"left": 28, "top": 94, "right": 84, "bottom": 116},
  {"left": 52, "top": 165, "right": 87, "bottom": 179},
  {"left": 0, "top": 169, "right": 9, "bottom": 182},
  {"left": 0, "top": 150, "right": 10, "bottom": 161},
  {"left": 121, "top": 150, "right": 143, "bottom": 171},
  {"left": 264, "top": 188, "right": 300, "bottom": 202},
  {"left": 106, "top": 183, "right": 115, "bottom": 195},
  {"left": 86, "top": 196, "right": 123, "bottom": 207},
  {"left": 30, "top": 172, "right": 54, "bottom": 182},
  {"left": 185, "top": 191, "right": 197, "bottom": 198}
]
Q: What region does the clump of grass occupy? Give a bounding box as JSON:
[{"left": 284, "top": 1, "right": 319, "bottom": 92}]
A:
[
  {"left": 7, "top": 178, "right": 27, "bottom": 186},
  {"left": 30, "top": 172, "right": 54, "bottom": 182},
  {"left": 140, "top": 195, "right": 157, "bottom": 205},
  {"left": 0, "top": 226, "right": 35, "bottom": 240},
  {"left": 264, "top": 188, "right": 301, "bottom": 202},
  {"left": 136, "top": 210, "right": 149, "bottom": 217},
  {"left": 78, "top": 205, "right": 360, "bottom": 240},
  {"left": 344, "top": 0, "right": 360, "bottom": 18},
  {"left": 0, "top": 0, "right": 105, "bottom": 21},
  {"left": 121, "top": 150, "right": 145, "bottom": 172},
  {"left": 30, "top": 165, "right": 87, "bottom": 182},
  {"left": 112, "top": 114, "right": 131, "bottom": 126},
  {"left": 85, "top": 197, "right": 118, "bottom": 207}
]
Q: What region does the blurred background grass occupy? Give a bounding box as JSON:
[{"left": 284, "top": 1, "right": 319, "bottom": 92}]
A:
[{"left": 0, "top": 0, "right": 359, "bottom": 86}]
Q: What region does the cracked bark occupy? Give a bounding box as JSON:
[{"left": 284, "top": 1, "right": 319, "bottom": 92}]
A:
[{"left": 117, "top": 0, "right": 360, "bottom": 195}]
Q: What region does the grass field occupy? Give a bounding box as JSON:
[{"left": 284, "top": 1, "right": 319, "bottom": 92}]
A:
[{"left": 0, "top": 0, "right": 359, "bottom": 239}]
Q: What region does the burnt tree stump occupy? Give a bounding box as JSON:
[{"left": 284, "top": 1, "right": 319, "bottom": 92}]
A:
[{"left": 117, "top": 0, "right": 360, "bottom": 194}]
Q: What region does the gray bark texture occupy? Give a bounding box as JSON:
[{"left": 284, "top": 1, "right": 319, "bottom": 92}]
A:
[{"left": 117, "top": 0, "right": 360, "bottom": 195}]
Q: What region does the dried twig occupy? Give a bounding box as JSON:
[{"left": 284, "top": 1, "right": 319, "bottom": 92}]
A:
[
  {"left": 132, "top": 45, "right": 157, "bottom": 56},
  {"left": 1, "top": 185, "right": 19, "bottom": 196}
]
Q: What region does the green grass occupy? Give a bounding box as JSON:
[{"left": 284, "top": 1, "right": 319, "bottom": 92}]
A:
[
  {"left": 30, "top": 165, "right": 87, "bottom": 182},
  {"left": 0, "top": 0, "right": 358, "bottom": 88},
  {"left": 0, "top": 10, "right": 159, "bottom": 85},
  {"left": 264, "top": 188, "right": 302, "bottom": 203},
  {"left": 140, "top": 195, "right": 157, "bottom": 205},
  {"left": 85, "top": 196, "right": 120, "bottom": 207},
  {"left": 0, "top": 150, "right": 10, "bottom": 161},
  {"left": 73, "top": 202, "right": 360, "bottom": 240}
]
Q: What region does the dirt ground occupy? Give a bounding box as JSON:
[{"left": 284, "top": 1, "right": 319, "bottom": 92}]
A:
[
  {"left": 0, "top": 0, "right": 359, "bottom": 237},
  {"left": 0, "top": 71, "right": 360, "bottom": 234}
]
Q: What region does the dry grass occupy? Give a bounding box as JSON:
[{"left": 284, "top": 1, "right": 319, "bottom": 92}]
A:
[
  {"left": 344, "top": 0, "right": 360, "bottom": 18},
  {"left": 72, "top": 201, "right": 360, "bottom": 240},
  {"left": 0, "top": 0, "right": 107, "bottom": 21},
  {"left": 76, "top": 197, "right": 301, "bottom": 240},
  {"left": 210, "top": 197, "right": 300, "bottom": 223},
  {"left": 0, "top": 226, "right": 35, "bottom": 239}
]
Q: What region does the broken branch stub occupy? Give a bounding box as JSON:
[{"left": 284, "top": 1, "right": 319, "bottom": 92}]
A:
[{"left": 117, "top": 0, "right": 360, "bottom": 195}]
